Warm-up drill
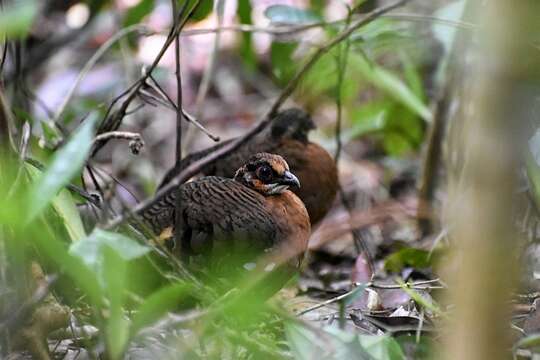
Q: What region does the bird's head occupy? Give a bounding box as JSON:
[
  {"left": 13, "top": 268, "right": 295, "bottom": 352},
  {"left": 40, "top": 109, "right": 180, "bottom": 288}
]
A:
[
  {"left": 234, "top": 153, "right": 301, "bottom": 195},
  {"left": 270, "top": 108, "right": 316, "bottom": 143}
]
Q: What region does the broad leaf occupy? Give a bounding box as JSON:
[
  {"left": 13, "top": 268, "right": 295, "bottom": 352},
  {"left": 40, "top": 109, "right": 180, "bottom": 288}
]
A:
[
  {"left": 27, "top": 114, "right": 97, "bottom": 221},
  {"left": 124, "top": 0, "right": 154, "bottom": 27},
  {"left": 350, "top": 53, "right": 432, "bottom": 122},
  {"left": 103, "top": 246, "right": 129, "bottom": 360},
  {"left": 270, "top": 41, "right": 297, "bottom": 84},
  {"left": 286, "top": 321, "right": 405, "bottom": 360},
  {"left": 131, "top": 282, "right": 192, "bottom": 335},
  {"left": 0, "top": 0, "right": 37, "bottom": 38},
  {"left": 237, "top": 0, "right": 255, "bottom": 69},
  {"left": 384, "top": 247, "right": 432, "bottom": 273},
  {"left": 70, "top": 229, "right": 150, "bottom": 271},
  {"left": 190, "top": 0, "right": 213, "bottom": 22}
]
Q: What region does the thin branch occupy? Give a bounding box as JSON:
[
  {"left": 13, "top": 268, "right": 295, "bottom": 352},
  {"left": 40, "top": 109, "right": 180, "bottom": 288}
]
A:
[
  {"left": 52, "top": 24, "right": 151, "bottom": 124},
  {"left": 104, "top": 0, "right": 410, "bottom": 229},
  {"left": 140, "top": 76, "right": 219, "bottom": 141},
  {"left": 94, "top": 131, "right": 144, "bottom": 155},
  {"left": 176, "top": 13, "right": 475, "bottom": 38},
  {"left": 297, "top": 279, "right": 444, "bottom": 316},
  {"left": 92, "top": 3, "right": 199, "bottom": 155}
]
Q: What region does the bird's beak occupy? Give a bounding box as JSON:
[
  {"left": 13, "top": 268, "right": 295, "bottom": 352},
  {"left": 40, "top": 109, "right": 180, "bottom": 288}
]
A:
[{"left": 280, "top": 171, "right": 300, "bottom": 188}]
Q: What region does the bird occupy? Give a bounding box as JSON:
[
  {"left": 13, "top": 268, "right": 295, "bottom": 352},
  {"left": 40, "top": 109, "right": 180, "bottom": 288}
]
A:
[
  {"left": 139, "top": 153, "right": 311, "bottom": 294},
  {"left": 158, "top": 108, "right": 338, "bottom": 226}
]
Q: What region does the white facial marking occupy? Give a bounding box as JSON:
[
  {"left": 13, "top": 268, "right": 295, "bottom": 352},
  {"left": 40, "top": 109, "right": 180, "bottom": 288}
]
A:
[{"left": 243, "top": 262, "right": 257, "bottom": 271}]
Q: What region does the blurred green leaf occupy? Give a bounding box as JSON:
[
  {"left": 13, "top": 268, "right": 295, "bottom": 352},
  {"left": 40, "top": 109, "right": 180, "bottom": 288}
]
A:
[
  {"left": 516, "top": 333, "right": 540, "bottom": 349},
  {"left": 131, "top": 282, "right": 192, "bottom": 335},
  {"left": 190, "top": 0, "right": 213, "bottom": 22},
  {"left": 124, "top": 0, "right": 154, "bottom": 27},
  {"left": 384, "top": 247, "right": 431, "bottom": 273},
  {"left": 395, "top": 334, "right": 433, "bottom": 359},
  {"left": 103, "top": 246, "right": 129, "bottom": 360},
  {"left": 52, "top": 189, "right": 87, "bottom": 242},
  {"left": 286, "top": 321, "right": 404, "bottom": 360},
  {"left": 27, "top": 114, "right": 97, "bottom": 222},
  {"left": 301, "top": 51, "right": 338, "bottom": 99},
  {"left": 264, "top": 5, "right": 320, "bottom": 24},
  {"left": 26, "top": 164, "right": 87, "bottom": 241},
  {"left": 383, "top": 132, "right": 413, "bottom": 155},
  {"left": 31, "top": 221, "right": 103, "bottom": 307},
  {"left": 270, "top": 41, "right": 297, "bottom": 85},
  {"left": 0, "top": 0, "right": 37, "bottom": 39},
  {"left": 237, "top": 0, "right": 255, "bottom": 69},
  {"left": 341, "top": 283, "right": 367, "bottom": 306},
  {"left": 399, "top": 50, "right": 424, "bottom": 101},
  {"left": 70, "top": 229, "right": 151, "bottom": 270},
  {"left": 357, "top": 334, "right": 406, "bottom": 360},
  {"left": 350, "top": 53, "right": 432, "bottom": 122},
  {"left": 396, "top": 278, "right": 443, "bottom": 317},
  {"left": 285, "top": 321, "right": 331, "bottom": 360}
]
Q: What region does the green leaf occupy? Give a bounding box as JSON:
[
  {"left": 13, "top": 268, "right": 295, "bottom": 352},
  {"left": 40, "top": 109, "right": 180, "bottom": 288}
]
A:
[
  {"left": 270, "top": 41, "right": 297, "bottom": 84},
  {"left": 396, "top": 278, "right": 444, "bottom": 317},
  {"left": 399, "top": 50, "right": 424, "bottom": 101},
  {"left": 383, "top": 132, "right": 414, "bottom": 155},
  {"left": 124, "top": 0, "right": 154, "bottom": 27},
  {"left": 102, "top": 246, "right": 129, "bottom": 360},
  {"left": 358, "top": 334, "right": 406, "bottom": 360},
  {"left": 286, "top": 321, "right": 405, "bottom": 360},
  {"left": 517, "top": 333, "right": 540, "bottom": 349},
  {"left": 384, "top": 247, "right": 432, "bottom": 273},
  {"left": 341, "top": 284, "right": 367, "bottom": 306},
  {"left": 70, "top": 229, "right": 151, "bottom": 270},
  {"left": 27, "top": 114, "right": 97, "bottom": 222},
  {"left": 50, "top": 188, "right": 87, "bottom": 242},
  {"left": 348, "top": 101, "right": 389, "bottom": 138},
  {"left": 285, "top": 321, "right": 330, "bottom": 360},
  {"left": 190, "top": 0, "right": 213, "bottom": 22},
  {"left": 31, "top": 221, "right": 102, "bottom": 307},
  {"left": 0, "top": 0, "right": 37, "bottom": 39},
  {"left": 237, "top": 0, "right": 256, "bottom": 69},
  {"left": 350, "top": 53, "right": 432, "bottom": 122},
  {"left": 131, "top": 282, "right": 191, "bottom": 335},
  {"left": 264, "top": 5, "right": 320, "bottom": 24}
]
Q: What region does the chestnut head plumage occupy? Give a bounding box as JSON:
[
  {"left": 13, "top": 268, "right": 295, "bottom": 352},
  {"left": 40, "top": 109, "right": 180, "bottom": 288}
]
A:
[{"left": 234, "top": 153, "right": 300, "bottom": 195}]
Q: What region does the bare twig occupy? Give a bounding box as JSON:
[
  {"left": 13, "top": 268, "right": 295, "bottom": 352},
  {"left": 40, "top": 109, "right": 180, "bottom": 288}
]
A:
[
  {"left": 52, "top": 25, "right": 151, "bottom": 124},
  {"left": 297, "top": 279, "right": 444, "bottom": 316},
  {"left": 140, "top": 77, "right": 219, "bottom": 141},
  {"left": 94, "top": 131, "right": 144, "bottom": 155},
  {"left": 92, "top": 2, "right": 200, "bottom": 156}
]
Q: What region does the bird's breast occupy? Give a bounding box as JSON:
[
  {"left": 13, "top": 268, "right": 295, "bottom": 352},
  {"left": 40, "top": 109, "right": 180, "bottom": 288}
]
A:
[{"left": 264, "top": 190, "right": 310, "bottom": 265}]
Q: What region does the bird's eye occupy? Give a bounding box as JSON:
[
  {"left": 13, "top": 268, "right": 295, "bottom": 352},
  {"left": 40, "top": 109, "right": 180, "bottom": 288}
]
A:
[{"left": 256, "top": 165, "right": 273, "bottom": 182}]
